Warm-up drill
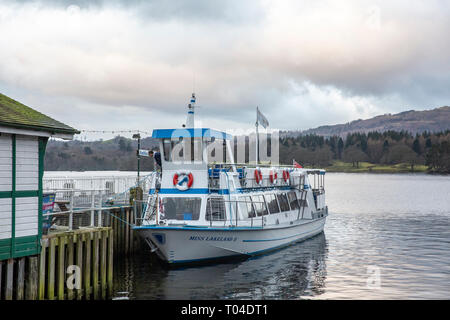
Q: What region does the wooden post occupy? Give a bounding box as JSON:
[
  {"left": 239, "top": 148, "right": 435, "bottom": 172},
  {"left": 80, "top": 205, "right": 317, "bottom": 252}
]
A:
[
  {"left": 108, "top": 228, "right": 114, "bottom": 297},
  {"left": 84, "top": 232, "right": 91, "bottom": 299},
  {"left": 117, "top": 210, "right": 121, "bottom": 254},
  {"left": 38, "top": 238, "right": 48, "bottom": 300},
  {"left": 57, "top": 236, "right": 65, "bottom": 300},
  {"left": 25, "top": 256, "right": 38, "bottom": 300},
  {"left": 120, "top": 209, "right": 124, "bottom": 254},
  {"left": 92, "top": 231, "right": 99, "bottom": 299},
  {"left": 132, "top": 206, "right": 136, "bottom": 252},
  {"left": 122, "top": 209, "right": 126, "bottom": 253},
  {"left": 125, "top": 209, "right": 130, "bottom": 254},
  {"left": 67, "top": 233, "right": 74, "bottom": 300},
  {"left": 100, "top": 229, "right": 107, "bottom": 299},
  {"left": 112, "top": 211, "right": 116, "bottom": 254},
  {"left": 16, "top": 257, "right": 25, "bottom": 300},
  {"left": 76, "top": 233, "right": 83, "bottom": 300},
  {"left": 5, "top": 259, "right": 14, "bottom": 300},
  {"left": 47, "top": 237, "right": 56, "bottom": 300},
  {"left": 112, "top": 211, "right": 117, "bottom": 254},
  {"left": 0, "top": 261, "right": 2, "bottom": 300}
]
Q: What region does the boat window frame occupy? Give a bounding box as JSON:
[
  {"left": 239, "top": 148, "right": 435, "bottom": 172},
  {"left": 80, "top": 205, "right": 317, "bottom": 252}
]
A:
[
  {"left": 277, "top": 192, "right": 290, "bottom": 212},
  {"left": 265, "top": 193, "right": 280, "bottom": 215},
  {"left": 162, "top": 139, "right": 172, "bottom": 162},
  {"left": 162, "top": 137, "right": 204, "bottom": 163},
  {"left": 287, "top": 191, "right": 300, "bottom": 211},
  {"left": 251, "top": 194, "right": 268, "bottom": 216},
  {"left": 239, "top": 195, "right": 256, "bottom": 219},
  {"left": 205, "top": 196, "right": 226, "bottom": 221},
  {"left": 161, "top": 196, "right": 202, "bottom": 221}
]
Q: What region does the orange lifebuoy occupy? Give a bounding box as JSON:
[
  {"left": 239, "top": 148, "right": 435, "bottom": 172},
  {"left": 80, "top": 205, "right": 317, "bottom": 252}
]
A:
[
  {"left": 254, "top": 168, "right": 263, "bottom": 185},
  {"left": 269, "top": 170, "right": 278, "bottom": 184},
  {"left": 282, "top": 170, "right": 290, "bottom": 183}
]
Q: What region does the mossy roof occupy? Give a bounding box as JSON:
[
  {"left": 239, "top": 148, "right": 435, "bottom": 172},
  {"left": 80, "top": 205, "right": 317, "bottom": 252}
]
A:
[{"left": 0, "top": 93, "right": 79, "bottom": 134}]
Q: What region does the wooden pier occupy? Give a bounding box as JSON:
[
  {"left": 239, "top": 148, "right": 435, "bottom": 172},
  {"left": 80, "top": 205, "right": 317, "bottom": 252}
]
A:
[{"left": 0, "top": 206, "right": 139, "bottom": 300}]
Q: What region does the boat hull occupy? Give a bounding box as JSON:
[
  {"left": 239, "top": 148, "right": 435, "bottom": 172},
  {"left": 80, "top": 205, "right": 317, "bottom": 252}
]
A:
[{"left": 134, "top": 217, "right": 326, "bottom": 264}]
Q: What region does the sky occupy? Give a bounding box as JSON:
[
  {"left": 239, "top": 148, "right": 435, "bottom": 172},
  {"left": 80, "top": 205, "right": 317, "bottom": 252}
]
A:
[{"left": 0, "top": 0, "right": 449, "bottom": 140}]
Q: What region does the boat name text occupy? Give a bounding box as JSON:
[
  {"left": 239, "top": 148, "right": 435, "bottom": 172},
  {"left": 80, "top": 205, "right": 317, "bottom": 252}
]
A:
[{"left": 189, "top": 235, "right": 237, "bottom": 242}]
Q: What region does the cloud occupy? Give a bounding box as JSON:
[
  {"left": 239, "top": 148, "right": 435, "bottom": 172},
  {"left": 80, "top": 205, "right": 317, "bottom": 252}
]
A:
[{"left": 0, "top": 0, "right": 449, "bottom": 136}]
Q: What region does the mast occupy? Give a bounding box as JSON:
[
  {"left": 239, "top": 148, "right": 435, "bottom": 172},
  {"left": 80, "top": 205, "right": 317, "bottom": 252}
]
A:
[
  {"left": 186, "top": 93, "right": 196, "bottom": 128},
  {"left": 255, "top": 107, "right": 259, "bottom": 165}
]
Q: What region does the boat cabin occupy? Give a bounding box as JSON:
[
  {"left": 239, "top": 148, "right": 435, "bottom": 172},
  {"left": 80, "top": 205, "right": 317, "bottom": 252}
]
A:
[
  {"left": 145, "top": 128, "right": 326, "bottom": 227},
  {"left": 141, "top": 93, "right": 326, "bottom": 227}
]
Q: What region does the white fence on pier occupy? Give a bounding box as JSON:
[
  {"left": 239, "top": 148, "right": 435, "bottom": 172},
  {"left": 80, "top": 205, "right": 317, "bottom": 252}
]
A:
[{"left": 41, "top": 173, "right": 158, "bottom": 231}]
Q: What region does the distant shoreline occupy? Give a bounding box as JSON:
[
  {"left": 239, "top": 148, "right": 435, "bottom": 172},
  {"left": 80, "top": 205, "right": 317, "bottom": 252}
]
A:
[{"left": 303, "top": 161, "right": 439, "bottom": 174}]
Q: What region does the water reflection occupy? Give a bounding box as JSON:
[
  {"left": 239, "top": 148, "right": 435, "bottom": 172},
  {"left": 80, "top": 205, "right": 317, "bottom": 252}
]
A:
[
  {"left": 113, "top": 233, "right": 328, "bottom": 300},
  {"left": 113, "top": 174, "right": 450, "bottom": 300}
]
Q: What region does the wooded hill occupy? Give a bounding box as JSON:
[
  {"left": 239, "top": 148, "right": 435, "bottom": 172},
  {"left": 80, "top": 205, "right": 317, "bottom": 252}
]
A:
[
  {"left": 284, "top": 106, "right": 450, "bottom": 138},
  {"left": 279, "top": 130, "right": 450, "bottom": 173},
  {"left": 44, "top": 135, "right": 159, "bottom": 171},
  {"left": 44, "top": 106, "right": 450, "bottom": 173}
]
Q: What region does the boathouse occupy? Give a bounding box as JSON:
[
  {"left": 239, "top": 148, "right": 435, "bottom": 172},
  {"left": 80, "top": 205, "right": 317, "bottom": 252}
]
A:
[{"left": 0, "top": 93, "right": 79, "bottom": 260}]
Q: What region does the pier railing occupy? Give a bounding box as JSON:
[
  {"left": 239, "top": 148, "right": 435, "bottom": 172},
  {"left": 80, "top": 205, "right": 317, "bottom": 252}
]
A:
[
  {"left": 43, "top": 173, "right": 156, "bottom": 205},
  {"left": 43, "top": 175, "right": 139, "bottom": 195},
  {"left": 42, "top": 188, "right": 113, "bottom": 231}
]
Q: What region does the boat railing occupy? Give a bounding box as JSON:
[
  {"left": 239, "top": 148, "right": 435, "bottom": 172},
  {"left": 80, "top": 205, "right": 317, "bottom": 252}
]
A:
[
  {"left": 207, "top": 163, "right": 313, "bottom": 191},
  {"left": 206, "top": 198, "right": 267, "bottom": 228}
]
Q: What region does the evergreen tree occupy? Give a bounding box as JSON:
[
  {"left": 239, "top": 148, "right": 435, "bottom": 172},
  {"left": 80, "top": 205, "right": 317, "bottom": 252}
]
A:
[
  {"left": 412, "top": 138, "right": 421, "bottom": 154},
  {"left": 337, "top": 138, "right": 344, "bottom": 159}
]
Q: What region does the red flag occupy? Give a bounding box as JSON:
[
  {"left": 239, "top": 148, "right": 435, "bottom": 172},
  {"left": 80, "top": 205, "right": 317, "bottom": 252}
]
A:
[{"left": 293, "top": 160, "right": 303, "bottom": 168}]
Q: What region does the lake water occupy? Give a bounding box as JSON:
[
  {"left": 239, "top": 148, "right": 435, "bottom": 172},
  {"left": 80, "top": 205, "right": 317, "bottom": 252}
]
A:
[{"left": 48, "top": 172, "right": 450, "bottom": 299}]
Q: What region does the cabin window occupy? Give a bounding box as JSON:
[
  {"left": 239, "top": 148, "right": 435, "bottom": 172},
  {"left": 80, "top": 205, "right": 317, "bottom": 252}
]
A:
[
  {"left": 277, "top": 193, "right": 290, "bottom": 212},
  {"left": 265, "top": 194, "right": 280, "bottom": 214},
  {"left": 163, "top": 139, "right": 172, "bottom": 161},
  {"left": 161, "top": 197, "right": 201, "bottom": 220},
  {"left": 239, "top": 196, "right": 256, "bottom": 219},
  {"left": 252, "top": 195, "right": 268, "bottom": 216},
  {"left": 206, "top": 197, "right": 226, "bottom": 221},
  {"left": 166, "top": 138, "right": 203, "bottom": 162},
  {"left": 287, "top": 191, "right": 299, "bottom": 210}
]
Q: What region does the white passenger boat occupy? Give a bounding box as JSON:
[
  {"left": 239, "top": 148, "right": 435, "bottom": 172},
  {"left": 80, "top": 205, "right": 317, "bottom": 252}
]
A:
[{"left": 133, "top": 94, "right": 328, "bottom": 264}]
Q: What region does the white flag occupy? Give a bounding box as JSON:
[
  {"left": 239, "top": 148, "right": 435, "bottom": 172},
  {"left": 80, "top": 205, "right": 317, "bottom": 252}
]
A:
[{"left": 257, "top": 107, "right": 269, "bottom": 129}]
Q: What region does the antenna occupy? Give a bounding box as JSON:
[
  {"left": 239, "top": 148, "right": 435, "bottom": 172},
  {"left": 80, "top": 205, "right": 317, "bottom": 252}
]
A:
[{"left": 186, "top": 92, "right": 196, "bottom": 127}]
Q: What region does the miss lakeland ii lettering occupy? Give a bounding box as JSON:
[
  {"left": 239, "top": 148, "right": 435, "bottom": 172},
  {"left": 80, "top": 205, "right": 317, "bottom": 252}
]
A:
[{"left": 189, "top": 235, "right": 238, "bottom": 241}]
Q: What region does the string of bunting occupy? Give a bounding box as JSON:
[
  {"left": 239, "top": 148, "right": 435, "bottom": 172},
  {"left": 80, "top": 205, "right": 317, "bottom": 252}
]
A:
[
  {"left": 79, "top": 129, "right": 152, "bottom": 135},
  {"left": 49, "top": 129, "right": 152, "bottom": 141}
]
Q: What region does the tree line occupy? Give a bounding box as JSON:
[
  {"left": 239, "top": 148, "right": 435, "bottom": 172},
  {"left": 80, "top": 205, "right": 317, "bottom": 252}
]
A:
[
  {"left": 44, "top": 130, "right": 450, "bottom": 174},
  {"left": 279, "top": 130, "right": 450, "bottom": 173}
]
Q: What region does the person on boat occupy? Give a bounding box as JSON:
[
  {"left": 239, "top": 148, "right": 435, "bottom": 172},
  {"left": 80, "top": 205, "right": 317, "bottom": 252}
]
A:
[{"left": 149, "top": 150, "right": 162, "bottom": 171}]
